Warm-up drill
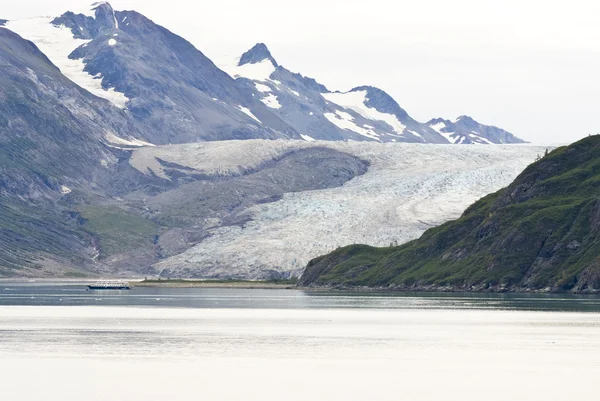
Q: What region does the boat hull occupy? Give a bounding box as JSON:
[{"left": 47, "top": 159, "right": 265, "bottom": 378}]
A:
[{"left": 88, "top": 286, "right": 131, "bottom": 290}]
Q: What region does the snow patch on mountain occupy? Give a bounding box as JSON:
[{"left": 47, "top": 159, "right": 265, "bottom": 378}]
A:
[
  {"left": 60, "top": 185, "right": 72, "bottom": 195},
  {"left": 322, "top": 90, "right": 406, "bottom": 136},
  {"left": 220, "top": 57, "right": 276, "bottom": 82},
  {"left": 142, "top": 140, "right": 549, "bottom": 278},
  {"left": 238, "top": 106, "right": 261, "bottom": 123},
  {"left": 407, "top": 130, "right": 423, "bottom": 138},
  {"left": 105, "top": 133, "right": 155, "bottom": 148},
  {"left": 255, "top": 83, "right": 271, "bottom": 93},
  {"left": 5, "top": 17, "right": 129, "bottom": 108},
  {"left": 261, "top": 93, "right": 281, "bottom": 109},
  {"left": 300, "top": 134, "right": 315, "bottom": 142},
  {"left": 429, "top": 121, "right": 458, "bottom": 143},
  {"left": 324, "top": 111, "right": 381, "bottom": 141}
]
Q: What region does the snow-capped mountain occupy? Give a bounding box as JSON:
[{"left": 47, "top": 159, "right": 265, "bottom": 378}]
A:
[
  {"left": 221, "top": 43, "right": 447, "bottom": 143},
  {"left": 4, "top": 2, "right": 525, "bottom": 145},
  {"left": 220, "top": 43, "right": 527, "bottom": 144},
  {"left": 5, "top": 2, "right": 299, "bottom": 144},
  {"left": 428, "top": 115, "right": 526, "bottom": 144}
]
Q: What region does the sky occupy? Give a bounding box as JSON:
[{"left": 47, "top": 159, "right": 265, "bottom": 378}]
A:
[{"left": 4, "top": 0, "right": 600, "bottom": 144}]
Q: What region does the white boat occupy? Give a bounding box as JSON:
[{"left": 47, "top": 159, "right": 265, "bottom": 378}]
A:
[{"left": 88, "top": 280, "right": 131, "bottom": 290}]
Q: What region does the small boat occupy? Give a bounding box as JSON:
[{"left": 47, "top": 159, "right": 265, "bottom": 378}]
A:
[{"left": 88, "top": 280, "right": 131, "bottom": 290}]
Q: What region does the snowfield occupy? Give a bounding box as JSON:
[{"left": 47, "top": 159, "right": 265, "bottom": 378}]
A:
[
  {"left": 132, "top": 140, "right": 550, "bottom": 279},
  {"left": 322, "top": 90, "right": 407, "bottom": 135},
  {"left": 6, "top": 17, "right": 129, "bottom": 108}
]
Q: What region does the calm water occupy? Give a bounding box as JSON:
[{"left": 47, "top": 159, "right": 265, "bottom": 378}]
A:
[{"left": 2, "top": 283, "right": 600, "bottom": 400}]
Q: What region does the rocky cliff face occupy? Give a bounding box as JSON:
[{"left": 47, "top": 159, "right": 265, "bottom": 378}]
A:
[
  {"left": 300, "top": 136, "right": 599, "bottom": 292},
  {"left": 0, "top": 27, "right": 149, "bottom": 276}
]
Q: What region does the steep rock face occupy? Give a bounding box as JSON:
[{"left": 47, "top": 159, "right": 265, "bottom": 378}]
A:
[
  {"left": 7, "top": 3, "right": 299, "bottom": 144},
  {"left": 299, "top": 136, "right": 600, "bottom": 292},
  {"left": 428, "top": 115, "right": 526, "bottom": 144},
  {"left": 239, "top": 43, "right": 278, "bottom": 67},
  {"left": 0, "top": 27, "right": 154, "bottom": 276},
  {"left": 0, "top": 27, "right": 143, "bottom": 196}
]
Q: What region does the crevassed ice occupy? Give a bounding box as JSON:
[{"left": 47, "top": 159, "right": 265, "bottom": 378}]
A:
[
  {"left": 139, "top": 140, "right": 549, "bottom": 278},
  {"left": 5, "top": 17, "right": 129, "bottom": 109}
]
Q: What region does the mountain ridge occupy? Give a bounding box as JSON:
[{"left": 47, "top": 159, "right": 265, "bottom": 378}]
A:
[
  {"left": 6, "top": 3, "right": 300, "bottom": 144},
  {"left": 225, "top": 42, "right": 526, "bottom": 144}
]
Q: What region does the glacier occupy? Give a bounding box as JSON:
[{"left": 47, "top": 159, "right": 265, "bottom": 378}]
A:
[{"left": 131, "top": 140, "right": 550, "bottom": 279}]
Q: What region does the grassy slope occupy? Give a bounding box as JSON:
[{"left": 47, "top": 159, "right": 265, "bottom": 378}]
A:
[
  {"left": 78, "top": 206, "right": 159, "bottom": 257},
  {"left": 299, "top": 136, "right": 600, "bottom": 292}
]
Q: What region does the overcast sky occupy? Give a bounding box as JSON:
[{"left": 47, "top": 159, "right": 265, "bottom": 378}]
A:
[{"left": 4, "top": 0, "right": 600, "bottom": 144}]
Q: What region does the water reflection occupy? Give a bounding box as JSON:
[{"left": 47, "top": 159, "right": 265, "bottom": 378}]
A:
[{"left": 1, "top": 282, "right": 600, "bottom": 312}]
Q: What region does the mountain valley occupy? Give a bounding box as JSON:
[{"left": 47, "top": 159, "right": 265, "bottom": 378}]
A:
[{"left": 0, "top": 2, "right": 552, "bottom": 280}]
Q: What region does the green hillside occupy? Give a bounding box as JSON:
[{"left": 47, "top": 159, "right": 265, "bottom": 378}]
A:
[{"left": 299, "top": 135, "right": 600, "bottom": 293}]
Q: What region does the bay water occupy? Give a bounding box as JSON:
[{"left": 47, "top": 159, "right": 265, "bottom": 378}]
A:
[{"left": 1, "top": 283, "right": 600, "bottom": 400}]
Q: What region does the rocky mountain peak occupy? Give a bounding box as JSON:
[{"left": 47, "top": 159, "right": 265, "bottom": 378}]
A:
[
  {"left": 91, "top": 2, "right": 114, "bottom": 13},
  {"left": 427, "top": 117, "right": 451, "bottom": 126},
  {"left": 455, "top": 115, "right": 477, "bottom": 125},
  {"left": 52, "top": 1, "right": 119, "bottom": 39},
  {"left": 239, "top": 43, "right": 278, "bottom": 67}
]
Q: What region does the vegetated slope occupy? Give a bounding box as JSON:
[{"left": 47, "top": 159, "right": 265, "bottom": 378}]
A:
[
  {"left": 299, "top": 136, "right": 600, "bottom": 293},
  {"left": 133, "top": 140, "right": 547, "bottom": 279},
  {"left": 6, "top": 2, "right": 298, "bottom": 144},
  {"left": 222, "top": 43, "right": 526, "bottom": 144}
]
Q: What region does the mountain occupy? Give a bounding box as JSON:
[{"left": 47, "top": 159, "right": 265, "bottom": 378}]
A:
[
  {"left": 221, "top": 43, "right": 526, "bottom": 144},
  {"left": 428, "top": 115, "right": 527, "bottom": 144},
  {"left": 0, "top": 3, "right": 539, "bottom": 278},
  {"left": 221, "top": 43, "right": 445, "bottom": 143},
  {"left": 0, "top": 29, "right": 372, "bottom": 277},
  {"left": 299, "top": 136, "right": 600, "bottom": 292},
  {"left": 5, "top": 3, "right": 299, "bottom": 144},
  {"left": 5, "top": 3, "right": 526, "bottom": 145},
  {"left": 0, "top": 26, "right": 160, "bottom": 276}
]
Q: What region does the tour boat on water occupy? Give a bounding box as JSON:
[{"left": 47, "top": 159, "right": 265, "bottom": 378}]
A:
[{"left": 88, "top": 280, "right": 131, "bottom": 290}]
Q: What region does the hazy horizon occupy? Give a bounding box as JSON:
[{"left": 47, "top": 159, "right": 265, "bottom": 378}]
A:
[{"left": 4, "top": 0, "right": 599, "bottom": 144}]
